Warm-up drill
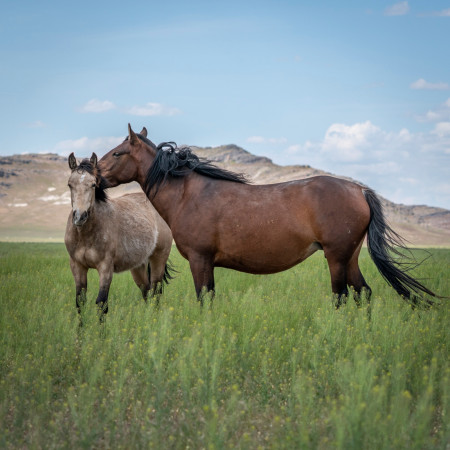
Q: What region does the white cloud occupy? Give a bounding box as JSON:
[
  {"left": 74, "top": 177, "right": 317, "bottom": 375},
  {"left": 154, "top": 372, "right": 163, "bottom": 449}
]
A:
[
  {"left": 384, "top": 1, "right": 409, "bottom": 16},
  {"left": 420, "top": 8, "right": 450, "bottom": 17},
  {"left": 275, "top": 120, "right": 450, "bottom": 208},
  {"left": 399, "top": 177, "right": 419, "bottom": 185},
  {"left": 78, "top": 99, "right": 182, "bottom": 117},
  {"left": 423, "top": 110, "right": 441, "bottom": 122},
  {"left": 416, "top": 98, "right": 450, "bottom": 122},
  {"left": 398, "top": 128, "right": 412, "bottom": 142},
  {"left": 287, "top": 120, "right": 449, "bottom": 162},
  {"left": 431, "top": 122, "right": 450, "bottom": 138},
  {"left": 322, "top": 121, "right": 382, "bottom": 162},
  {"left": 53, "top": 136, "right": 123, "bottom": 157},
  {"left": 27, "top": 120, "right": 46, "bottom": 128},
  {"left": 80, "top": 99, "right": 116, "bottom": 113},
  {"left": 246, "top": 136, "right": 287, "bottom": 144},
  {"left": 346, "top": 161, "right": 401, "bottom": 176},
  {"left": 281, "top": 121, "right": 399, "bottom": 164},
  {"left": 432, "top": 182, "right": 450, "bottom": 196},
  {"left": 269, "top": 137, "right": 287, "bottom": 144},
  {"left": 125, "top": 102, "right": 181, "bottom": 116},
  {"left": 286, "top": 144, "right": 303, "bottom": 154},
  {"left": 247, "top": 136, "right": 265, "bottom": 143},
  {"left": 410, "top": 78, "right": 449, "bottom": 90}
]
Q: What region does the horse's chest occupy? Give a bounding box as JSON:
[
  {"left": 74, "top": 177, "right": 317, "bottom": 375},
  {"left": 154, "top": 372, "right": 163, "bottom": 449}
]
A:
[{"left": 74, "top": 247, "right": 102, "bottom": 269}]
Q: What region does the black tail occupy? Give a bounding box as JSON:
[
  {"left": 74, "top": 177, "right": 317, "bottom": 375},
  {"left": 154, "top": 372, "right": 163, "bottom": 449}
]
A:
[
  {"left": 147, "top": 263, "right": 151, "bottom": 285},
  {"left": 364, "top": 188, "right": 436, "bottom": 308},
  {"left": 162, "top": 259, "right": 177, "bottom": 287},
  {"left": 146, "top": 260, "right": 177, "bottom": 295}
]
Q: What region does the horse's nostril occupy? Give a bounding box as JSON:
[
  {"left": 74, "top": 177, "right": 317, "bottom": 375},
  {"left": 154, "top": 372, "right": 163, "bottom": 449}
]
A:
[{"left": 73, "top": 210, "right": 89, "bottom": 226}]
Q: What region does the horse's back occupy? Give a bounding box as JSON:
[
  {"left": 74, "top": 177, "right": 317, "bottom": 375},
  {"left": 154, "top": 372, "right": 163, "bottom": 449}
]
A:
[
  {"left": 114, "top": 192, "right": 171, "bottom": 235},
  {"left": 111, "top": 193, "right": 171, "bottom": 262},
  {"left": 207, "top": 175, "right": 369, "bottom": 234}
]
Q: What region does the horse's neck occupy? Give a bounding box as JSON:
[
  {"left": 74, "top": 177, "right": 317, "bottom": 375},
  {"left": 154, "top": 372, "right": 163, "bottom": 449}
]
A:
[
  {"left": 142, "top": 172, "right": 213, "bottom": 228},
  {"left": 134, "top": 148, "right": 206, "bottom": 227},
  {"left": 144, "top": 177, "right": 186, "bottom": 227}
]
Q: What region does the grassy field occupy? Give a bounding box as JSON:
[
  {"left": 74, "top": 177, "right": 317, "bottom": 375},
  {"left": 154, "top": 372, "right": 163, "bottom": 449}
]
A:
[{"left": 0, "top": 243, "right": 449, "bottom": 449}]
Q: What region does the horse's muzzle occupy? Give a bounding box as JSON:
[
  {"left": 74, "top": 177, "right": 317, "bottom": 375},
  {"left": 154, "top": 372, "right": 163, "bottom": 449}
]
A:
[{"left": 73, "top": 210, "right": 89, "bottom": 227}]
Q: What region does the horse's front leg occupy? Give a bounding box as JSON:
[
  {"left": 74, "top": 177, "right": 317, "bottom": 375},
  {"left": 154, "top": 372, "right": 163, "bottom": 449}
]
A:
[
  {"left": 188, "top": 254, "right": 215, "bottom": 306},
  {"left": 70, "top": 259, "right": 88, "bottom": 314},
  {"left": 96, "top": 263, "right": 113, "bottom": 316}
]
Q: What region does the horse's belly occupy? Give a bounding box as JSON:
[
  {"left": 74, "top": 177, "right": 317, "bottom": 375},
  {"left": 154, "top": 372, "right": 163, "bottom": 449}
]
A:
[
  {"left": 214, "top": 241, "right": 320, "bottom": 275},
  {"left": 113, "top": 245, "right": 152, "bottom": 273}
]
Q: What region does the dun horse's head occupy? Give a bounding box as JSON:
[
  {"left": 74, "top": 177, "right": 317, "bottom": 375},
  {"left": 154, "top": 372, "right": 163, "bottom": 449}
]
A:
[
  {"left": 98, "top": 124, "right": 150, "bottom": 187},
  {"left": 67, "top": 153, "right": 105, "bottom": 227}
]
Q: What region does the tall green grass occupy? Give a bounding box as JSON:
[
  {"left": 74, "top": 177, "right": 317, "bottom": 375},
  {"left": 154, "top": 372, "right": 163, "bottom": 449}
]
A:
[{"left": 0, "top": 243, "right": 448, "bottom": 449}]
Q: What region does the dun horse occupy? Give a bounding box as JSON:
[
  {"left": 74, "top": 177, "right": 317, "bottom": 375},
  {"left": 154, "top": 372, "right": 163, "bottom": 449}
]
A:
[
  {"left": 98, "top": 125, "right": 437, "bottom": 308},
  {"left": 65, "top": 153, "right": 173, "bottom": 315}
]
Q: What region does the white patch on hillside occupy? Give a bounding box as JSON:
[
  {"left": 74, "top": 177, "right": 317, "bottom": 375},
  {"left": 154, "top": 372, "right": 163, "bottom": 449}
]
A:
[{"left": 38, "top": 192, "right": 71, "bottom": 205}]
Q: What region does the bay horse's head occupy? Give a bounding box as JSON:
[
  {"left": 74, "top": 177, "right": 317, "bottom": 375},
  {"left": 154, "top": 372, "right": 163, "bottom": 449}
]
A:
[
  {"left": 98, "top": 124, "right": 152, "bottom": 188},
  {"left": 67, "top": 153, "right": 107, "bottom": 227}
]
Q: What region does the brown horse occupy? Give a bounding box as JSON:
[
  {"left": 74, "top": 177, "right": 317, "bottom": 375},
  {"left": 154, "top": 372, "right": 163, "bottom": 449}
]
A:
[
  {"left": 98, "top": 124, "right": 437, "bottom": 308},
  {"left": 65, "top": 152, "right": 173, "bottom": 316}
]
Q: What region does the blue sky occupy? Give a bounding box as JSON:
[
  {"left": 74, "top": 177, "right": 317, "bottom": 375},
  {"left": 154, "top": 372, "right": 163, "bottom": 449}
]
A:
[{"left": 1, "top": 0, "right": 449, "bottom": 208}]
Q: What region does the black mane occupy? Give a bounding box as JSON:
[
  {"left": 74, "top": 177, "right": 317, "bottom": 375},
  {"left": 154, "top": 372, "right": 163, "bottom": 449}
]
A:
[
  {"left": 77, "top": 159, "right": 109, "bottom": 203},
  {"left": 143, "top": 139, "right": 249, "bottom": 198}
]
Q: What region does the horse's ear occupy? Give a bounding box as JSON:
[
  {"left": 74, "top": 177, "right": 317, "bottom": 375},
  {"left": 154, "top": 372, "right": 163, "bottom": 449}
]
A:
[
  {"left": 140, "top": 127, "right": 148, "bottom": 137},
  {"left": 90, "top": 153, "right": 98, "bottom": 167},
  {"left": 68, "top": 152, "right": 77, "bottom": 170},
  {"left": 128, "top": 123, "right": 139, "bottom": 145}
]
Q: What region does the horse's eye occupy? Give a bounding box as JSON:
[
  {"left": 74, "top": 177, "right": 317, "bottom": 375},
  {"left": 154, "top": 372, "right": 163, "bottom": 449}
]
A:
[
  {"left": 113, "top": 152, "right": 120, "bottom": 158},
  {"left": 91, "top": 183, "right": 96, "bottom": 188}
]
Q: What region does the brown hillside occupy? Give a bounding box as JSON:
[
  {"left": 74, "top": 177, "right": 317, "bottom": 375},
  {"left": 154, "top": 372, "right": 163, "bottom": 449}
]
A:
[{"left": 0, "top": 148, "right": 449, "bottom": 245}]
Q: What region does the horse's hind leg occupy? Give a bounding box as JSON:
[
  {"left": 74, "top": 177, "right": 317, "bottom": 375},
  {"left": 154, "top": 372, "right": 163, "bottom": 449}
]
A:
[
  {"left": 148, "top": 251, "right": 171, "bottom": 306},
  {"left": 131, "top": 264, "right": 151, "bottom": 300},
  {"left": 323, "top": 244, "right": 351, "bottom": 308},
  {"left": 346, "top": 242, "right": 372, "bottom": 306},
  {"left": 326, "top": 257, "right": 349, "bottom": 308},
  {"left": 149, "top": 256, "right": 166, "bottom": 291}
]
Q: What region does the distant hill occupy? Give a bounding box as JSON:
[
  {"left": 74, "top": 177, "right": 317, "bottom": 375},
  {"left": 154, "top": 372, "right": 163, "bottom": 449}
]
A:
[{"left": 1, "top": 147, "right": 449, "bottom": 245}]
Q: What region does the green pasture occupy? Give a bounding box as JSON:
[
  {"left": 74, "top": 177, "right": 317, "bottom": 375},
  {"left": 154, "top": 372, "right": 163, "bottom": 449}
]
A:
[{"left": 0, "top": 243, "right": 449, "bottom": 449}]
